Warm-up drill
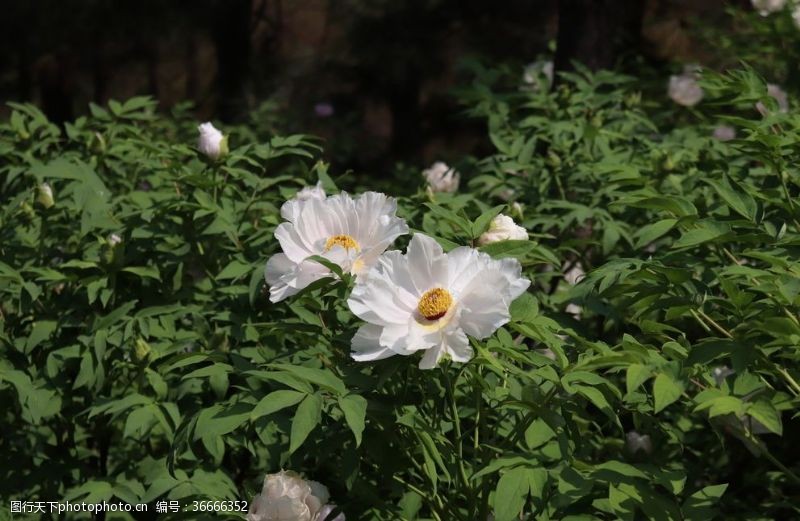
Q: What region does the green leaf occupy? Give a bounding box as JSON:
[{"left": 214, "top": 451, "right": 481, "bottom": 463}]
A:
[
  {"left": 682, "top": 484, "right": 727, "bottom": 519},
  {"left": 250, "top": 390, "right": 306, "bottom": 421},
  {"left": 703, "top": 176, "right": 757, "bottom": 221},
  {"left": 25, "top": 321, "right": 57, "bottom": 352},
  {"left": 672, "top": 221, "right": 730, "bottom": 249},
  {"left": 653, "top": 373, "right": 685, "bottom": 413},
  {"left": 510, "top": 292, "right": 538, "bottom": 323},
  {"left": 626, "top": 364, "right": 652, "bottom": 395},
  {"left": 479, "top": 240, "right": 537, "bottom": 259},
  {"left": 472, "top": 204, "right": 506, "bottom": 238},
  {"left": 290, "top": 393, "right": 323, "bottom": 453},
  {"left": 338, "top": 394, "right": 368, "bottom": 446},
  {"left": 494, "top": 467, "right": 530, "bottom": 521},
  {"left": 269, "top": 364, "right": 346, "bottom": 395},
  {"left": 524, "top": 418, "right": 556, "bottom": 449},
  {"left": 747, "top": 400, "right": 782, "bottom": 435},
  {"left": 634, "top": 219, "right": 677, "bottom": 249},
  {"left": 216, "top": 260, "right": 254, "bottom": 281}
]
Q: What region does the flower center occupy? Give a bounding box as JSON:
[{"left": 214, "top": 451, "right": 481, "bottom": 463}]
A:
[
  {"left": 417, "top": 288, "right": 453, "bottom": 321},
  {"left": 325, "top": 234, "right": 360, "bottom": 252}
]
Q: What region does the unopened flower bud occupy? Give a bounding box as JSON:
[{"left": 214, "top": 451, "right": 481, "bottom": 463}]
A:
[
  {"left": 90, "top": 132, "right": 107, "bottom": 154},
  {"left": 134, "top": 338, "right": 151, "bottom": 362},
  {"left": 478, "top": 214, "right": 528, "bottom": 245},
  {"left": 197, "top": 122, "right": 228, "bottom": 160},
  {"left": 37, "top": 182, "right": 54, "bottom": 209}
]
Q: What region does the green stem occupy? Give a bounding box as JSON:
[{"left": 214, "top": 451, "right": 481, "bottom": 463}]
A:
[{"left": 443, "top": 365, "right": 471, "bottom": 494}]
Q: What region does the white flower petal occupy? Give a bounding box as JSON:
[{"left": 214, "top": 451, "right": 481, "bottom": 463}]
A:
[
  {"left": 351, "top": 324, "right": 398, "bottom": 361},
  {"left": 406, "top": 234, "right": 449, "bottom": 293}
]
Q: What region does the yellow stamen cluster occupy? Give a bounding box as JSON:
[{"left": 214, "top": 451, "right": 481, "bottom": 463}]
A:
[
  {"left": 325, "top": 234, "right": 360, "bottom": 252},
  {"left": 417, "top": 287, "right": 453, "bottom": 321}
]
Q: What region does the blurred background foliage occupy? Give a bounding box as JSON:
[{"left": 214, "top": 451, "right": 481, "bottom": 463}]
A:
[{"left": 2, "top": 0, "right": 790, "bottom": 174}]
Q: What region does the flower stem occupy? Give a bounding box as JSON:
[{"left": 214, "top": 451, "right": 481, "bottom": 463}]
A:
[{"left": 443, "top": 365, "right": 472, "bottom": 494}]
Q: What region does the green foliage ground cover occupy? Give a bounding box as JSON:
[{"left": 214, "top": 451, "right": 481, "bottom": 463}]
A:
[{"left": 2, "top": 63, "right": 800, "bottom": 520}]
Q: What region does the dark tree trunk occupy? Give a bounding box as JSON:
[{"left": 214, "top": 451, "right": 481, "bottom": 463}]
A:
[
  {"left": 213, "top": 0, "right": 252, "bottom": 122},
  {"left": 554, "top": 0, "right": 644, "bottom": 74}
]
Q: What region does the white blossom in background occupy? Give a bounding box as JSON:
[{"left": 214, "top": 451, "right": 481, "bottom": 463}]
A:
[
  {"left": 37, "top": 182, "right": 54, "bottom": 209},
  {"left": 756, "top": 83, "right": 789, "bottom": 116},
  {"left": 752, "top": 0, "right": 786, "bottom": 15},
  {"left": 296, "top": 181, "right": 326, "bottom": 202},
  {"left": 197, "top": 122, "right": 228, "bottom": 160},
  {"left": 522, "top": 60, "right": 554, "bottom": 91},
  {"left": 668, "top": 66, "right": 704, "bottom": 107},
  {"left": 477, "top": 214, "right": 528, "bottom": 245},
  {"left": 348, "top": 234, "right": 530, "bottom": 369},
  {"left": 563, "top": 262, "right": 586, "bottom": 285},
  {"left": 315, "top": 504, "right": 345, "bottom": 521},
  {"left": 423, "top": 161, "right": 460, "bottom": 193},
  {"left": 108, "top": 233, "right": 122, "bottom": 246},
  {"left": 314, "top": 102, "right": 335, "bottom": 118},
  {"left": 626, "top": 431, "right": 653, "bottom": 454},
  {"left": 247, "top": 471, "right": 330, "bottom": 521},
  {"left": 713, "top": 366, "right": 735, "bottom": 386},
  {"left": 712, "top": 125, "right": 737, "bottom": 141},
  {"left": 265, "top": 191, "right": 408, "bottom": 302},
  {"left": 793, "top": 3, "right": 800, "bottom": 27},
  {"left": 563, "top": 262, "right": 585, "bottom": 317}
]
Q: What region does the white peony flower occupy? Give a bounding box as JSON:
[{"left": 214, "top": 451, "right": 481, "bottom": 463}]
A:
[
  {"left": 626, "top": 431, "right": 653, "bottom": 454},
  {"left": 296, "top": 182, "right": 326, "bottom": 202},
  {"left": 668, "top": 68, "right": 704, "bottom": 107},
  {"left": 712, "top": 125, "right": 737, "bottom": 141},
  {"left": 423, "top": 162, "right": 460, "bottom": 193},
  {"left": 522, "top": 60, "right": 554, "bottom": 91},
  {"left": 756, "top": 83, "right": 789, "bottom": 115},
  {"left": 347, "top": 233, "right": 530, "bottom": 369},
  {"left": 265, "top": 191, "right": 408, "bottom": 302},
  {"left": 197, "top": 122, "right": 227, "bottom": 160},
  {"left": 315, "top": 504, "right": 345, "bottom": 521},
  {"left": 752, "top": 0, "right": 786, "bottom": 15},
  {"left": 477, "top": 214, "right": 528, "bottom": 245},
  {"left": 247, "top": 471, "right": 329, "bottom": 521}
]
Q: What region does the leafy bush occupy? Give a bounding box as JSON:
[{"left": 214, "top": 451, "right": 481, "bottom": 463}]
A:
[{"left": 1, "top": 64, "right": 799, "bottom": 521}]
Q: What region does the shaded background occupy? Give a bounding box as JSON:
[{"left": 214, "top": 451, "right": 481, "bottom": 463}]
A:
[{"left": 0, "top": 0, "right": 753, "bottom": 171}]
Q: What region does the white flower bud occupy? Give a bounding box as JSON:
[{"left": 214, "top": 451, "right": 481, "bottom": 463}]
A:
[
  {"left": 712, "top": 125, "right": 736, "bottom": 141},
  {"left": 247, "top": 471, "right": 330, "bottom": 521},
  {"left": 315, "top": 504, "right": 345, "bottom": 521},
  {"left": 108, "top": 233, "right": 123, "bottom": 247},
  {"left": 296, "top": 181, "right": 326, "bottom": 201},
  {"left": 197, "top": 122, "right": 228, "bottom": 160},
  {"left": 478, "top": 214, "right": 528, "bottom": 245},
  {"left": 522, "top": 60, "right": 554, "bottom": 91},
  {"left": 752, "top": 0, "right": 786, "bottom": 16},
  {"left": 37, "top": 182, "right": 55, "bottom": 209},
  {"left": 511, "top": 202, "right": 524, "bottom": 220},
  {"left": 626, "top": 431, "right": 653, "bottom": 454},
  {"left": 668, "top": 68, "right": 704, "bottom": 107},
  {"left": 423, "top": 161, "right": 460, "bottom": 193},
  {"left": 713, "top": 366, "right": 735, "bottom": 386}
]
